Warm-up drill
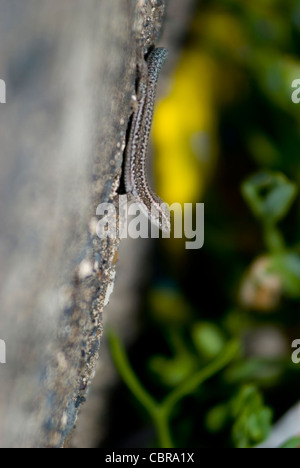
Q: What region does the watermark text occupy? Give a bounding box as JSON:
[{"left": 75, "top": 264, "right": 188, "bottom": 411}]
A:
[
  {"left": 0, "top": 79, "right": 6, "bottom": 103},
  {"left": 0, "top": 339, "right": 6, "bottom": 364},
  {"left": 291, "top": 79, "right": 300, "bottom": 104},
  {"left": 96, "top": 195, "right": 204, "bottom": 250},
  {"left": 292, "top": 339, "right": 300, "bottom": 364}
]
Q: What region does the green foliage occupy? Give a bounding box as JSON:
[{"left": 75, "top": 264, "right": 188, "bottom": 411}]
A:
[
  {"left": 231, "top": 386, "right": 273, "bottom": 448},
  {"left": 279, "top": 436, "right": 300, "bottom": 448},
  {"left": 270, "top": 253, "right": 300, "bottom": 298},
  {"left": 192, "top": 322, "right": 226, "bottom": 359},
  {"left": 107, "top": 0, "right": 300, "bottom": 449},
  {"left": 108, "top": 329, "right": 239, "bottom": 448},
  {"left": 149, "top": 353, "right": 198, "bottom": 387},
  {"left": 242, "top": 172, "right": 297, "bottom": 226},
  {"left": 206, "top": 386, "right": 273, "bottom": 448},
  {"left": 242, "top": 171, "right": 300, "bottom": 298}
]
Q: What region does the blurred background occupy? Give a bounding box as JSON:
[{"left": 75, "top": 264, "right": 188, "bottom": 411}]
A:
[
  {"left": 1, "top": 0, "right": 300, "bottom": 449},
  {"left": 100, "top": 0, "right": 300, "bottom": 449}
]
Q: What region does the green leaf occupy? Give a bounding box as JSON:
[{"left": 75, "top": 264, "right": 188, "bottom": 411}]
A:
[
  {"left": 247, "top": 408, "right": 273, "bottom": 441},
  {"left": 241, "top": 172, "right": 297, "bottom": 224},
  {"left": 192, "top": 322, "right": 226, "bottom": 359},
  {"left": 149, "top": 354, "right": 197, "bottom": 387},
  {"left": 230, "top": 385, "right": 273, "bottom": 448},
  {"left": 270, "top": 253, "right": 300, "bottom": 298},
  {"left": 279, "top": 436, "right": 300, "bottom": 449},
  {"left": 206, "top": 404, "right": 229, "bottom": 433}
]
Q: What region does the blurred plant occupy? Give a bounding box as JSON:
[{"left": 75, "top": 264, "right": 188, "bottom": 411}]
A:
[
  {"left": 230, "top": 385, "right": 272, "bottom": 448},
  {"left": 105, "top": 0, "right": 300, "bottom": 449},
  {"left": 241, "top": 172, "right": 297, "bottom": 253},
  {"left": 240, "top": 171, "right": 300, "bottom": 309},
  {"left": 108, "top": 329, "right": 239, "bottom": 448},
  {"left": 108, "top": 172, "right": 299, "bottom": 447},
  {"left": 279, "top": 436, "right": 300, "bottom": 448},
  {"left": 206, "top": 385, "right": 273, "bottom": 448},
  {"left": 148, "top": 321, "right": 227, "bottom": 388}
]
